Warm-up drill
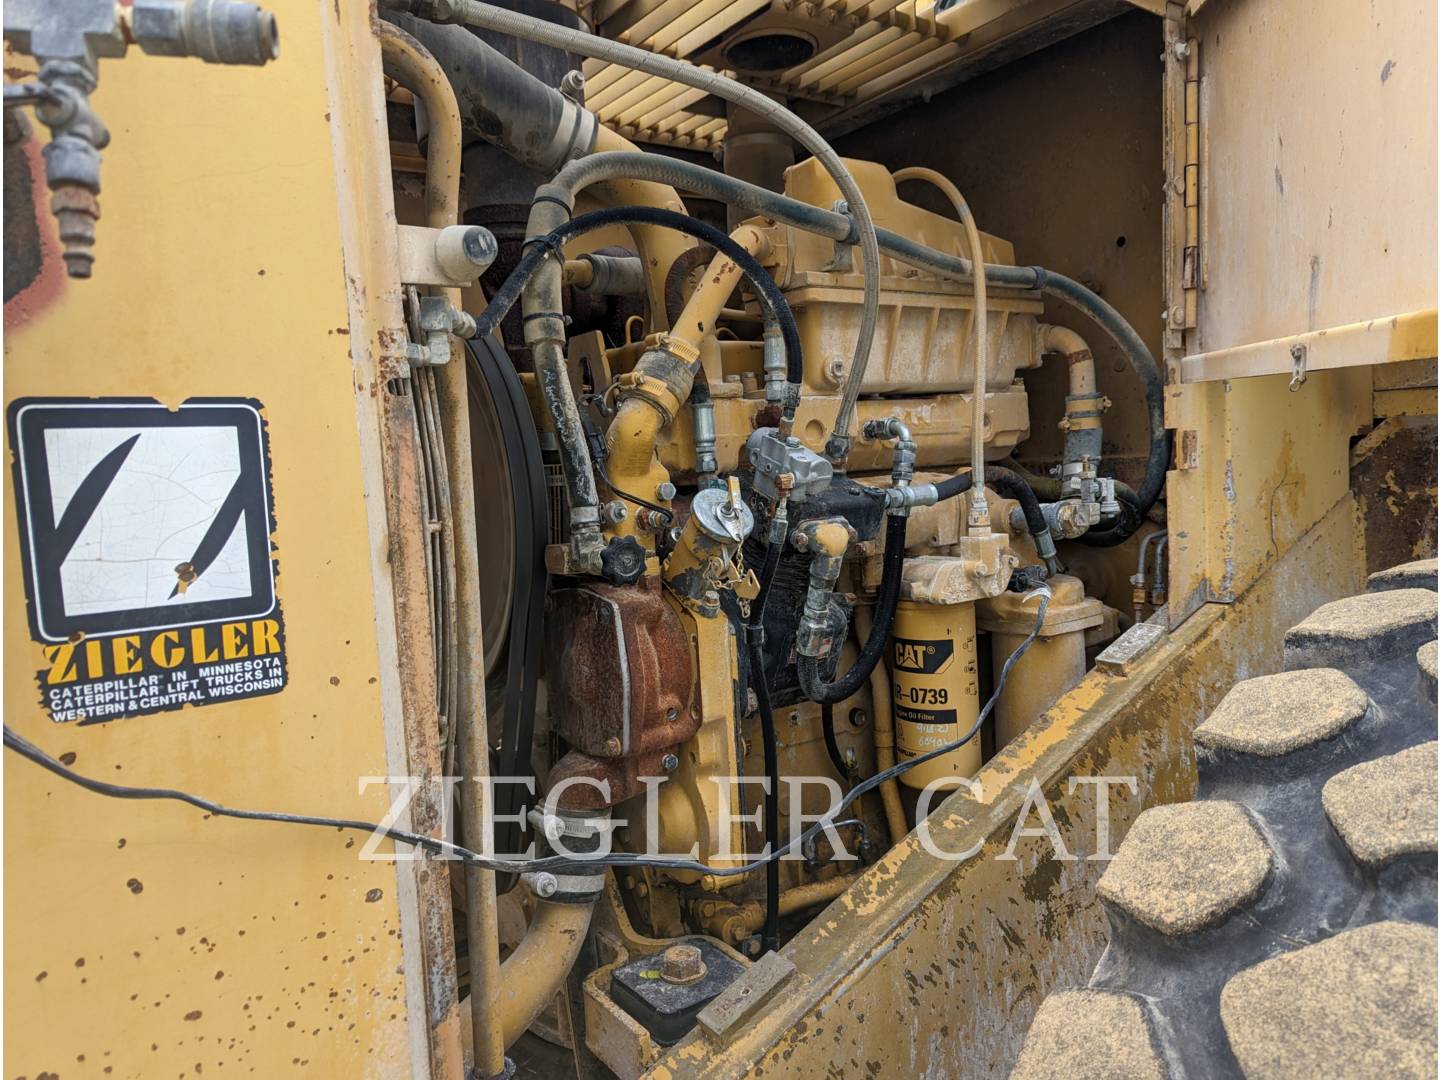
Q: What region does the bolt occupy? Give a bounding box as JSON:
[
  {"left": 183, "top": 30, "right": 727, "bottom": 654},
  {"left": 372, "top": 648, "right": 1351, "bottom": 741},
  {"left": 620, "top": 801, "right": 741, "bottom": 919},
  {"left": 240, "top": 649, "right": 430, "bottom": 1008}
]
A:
[
  {"left": 1172, "top": 40, "right": 1191, "bottom": 59},
  {"left": 656, "top": 481, "right": 677, "bottom": 501},
  {"left": 601, "top": 500, "right": 628, "bottom": 524},
  {"left": 792, "top": 531, "right": 810, "bottom": 551},
  {"left": 661, "top": 753, "right": 679, "bottom": 772},
  {"left": 530, "top": 872, "right": 559, "bottom": 898},
  {"left": 559, "top": 69, "right": 585, "bottom": 101},
  {"left": 602, "top": 736, "right": 623, "bottom": 756},
  {"left": 660, "top": 944, "right": 707, "bottom": 985},
  {"left": 848, "top": 707, "right": 867, "bottom": 728}
]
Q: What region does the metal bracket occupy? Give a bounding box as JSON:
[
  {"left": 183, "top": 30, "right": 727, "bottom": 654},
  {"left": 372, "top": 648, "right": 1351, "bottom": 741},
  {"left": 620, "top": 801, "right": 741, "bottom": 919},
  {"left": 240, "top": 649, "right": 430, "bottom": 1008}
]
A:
[
  {"left": 1289, "top": 343, "right": 1308, "bottom": 392},
  {"left": 819, "top": 199, "right": 854, "bottom": 274}
]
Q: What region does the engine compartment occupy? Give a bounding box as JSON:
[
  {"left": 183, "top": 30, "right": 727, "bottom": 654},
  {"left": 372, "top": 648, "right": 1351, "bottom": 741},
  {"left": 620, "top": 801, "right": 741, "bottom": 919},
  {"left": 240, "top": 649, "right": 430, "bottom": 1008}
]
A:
[{"left": 382, "top": 5, "right": 1168, "bottom": 1070}]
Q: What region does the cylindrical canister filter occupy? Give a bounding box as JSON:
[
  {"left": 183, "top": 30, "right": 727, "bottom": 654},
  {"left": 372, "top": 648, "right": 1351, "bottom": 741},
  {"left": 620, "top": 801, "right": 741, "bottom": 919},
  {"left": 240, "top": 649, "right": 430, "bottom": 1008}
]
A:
[{"left": 891, "top": 600, "right": 981, "bottom": 790}]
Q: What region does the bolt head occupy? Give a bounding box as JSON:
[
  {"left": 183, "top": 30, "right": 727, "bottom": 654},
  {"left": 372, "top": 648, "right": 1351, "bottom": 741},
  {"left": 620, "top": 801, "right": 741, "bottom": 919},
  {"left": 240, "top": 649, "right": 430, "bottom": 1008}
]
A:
[
  {"left": 530, "top": 872, "right": 559, "bottom": 898},
  {"left": 661, "top": 753, "right": 679, "bottom": 772},
  {"left": 656, "top": 481, "right": 677, "bottom": 501},
  {"left": 660, "top": 944, "right": 707, "bottom": 984}
]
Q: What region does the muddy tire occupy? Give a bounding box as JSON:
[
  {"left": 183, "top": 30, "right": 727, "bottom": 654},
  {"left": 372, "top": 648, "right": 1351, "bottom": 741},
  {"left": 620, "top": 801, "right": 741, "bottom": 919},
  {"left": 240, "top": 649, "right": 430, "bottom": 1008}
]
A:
[{"left": 1012, "top": 562, "right": 1439, "bottom": 1079}]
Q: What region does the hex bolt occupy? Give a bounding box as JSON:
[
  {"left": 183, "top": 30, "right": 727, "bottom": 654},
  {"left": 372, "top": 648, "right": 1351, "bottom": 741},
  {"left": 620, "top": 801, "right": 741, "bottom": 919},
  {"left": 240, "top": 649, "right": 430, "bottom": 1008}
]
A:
[
  {"left": 661, "top": 753, "right": 679, "bottom": 772},
  {"left": 530, "top": 872, "right": 559, "bottom": 899},
  {"left": 660, "top": 944, "right": 707, "bottom": 985},
  {"left": 559, "top": 69, "right": 585, "bottom": 102},
  {"left": 656, "top": 481, "right": 677, "bottom": 501}
]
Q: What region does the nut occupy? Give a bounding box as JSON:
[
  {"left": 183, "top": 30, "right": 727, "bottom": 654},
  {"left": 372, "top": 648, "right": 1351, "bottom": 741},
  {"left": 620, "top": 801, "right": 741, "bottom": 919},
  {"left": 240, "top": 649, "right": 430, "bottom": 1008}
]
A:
[
  {"left": 529, "top": 872, "right": 559, "bottom": 898},
  {"left": 661, "top": 752, "right": 679, "bottom": 772},
  {"left": 659, "top": 944, "right": 707, "bottom": 985}
]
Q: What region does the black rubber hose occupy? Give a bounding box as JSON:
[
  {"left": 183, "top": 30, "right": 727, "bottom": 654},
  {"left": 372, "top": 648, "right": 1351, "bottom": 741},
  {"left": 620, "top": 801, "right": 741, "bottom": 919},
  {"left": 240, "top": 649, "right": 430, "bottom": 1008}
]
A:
[
  {"left": 745, "top": 535, "right": 787, "bottom": 953},
  {"left": 821, "top": 703, "right": 851, "bottom": 783},
  {"left": 798, "top": 514, "right": 908, "bottom": 707},
  {"left": 471, "top": 206, "right": 804, "bottom": 411},
  {"left": 1004, "top": 459, "right": 1147, "bottom": 548},
  {"left": 983, "top": 466, "right": 1049, "bottom": 545}
]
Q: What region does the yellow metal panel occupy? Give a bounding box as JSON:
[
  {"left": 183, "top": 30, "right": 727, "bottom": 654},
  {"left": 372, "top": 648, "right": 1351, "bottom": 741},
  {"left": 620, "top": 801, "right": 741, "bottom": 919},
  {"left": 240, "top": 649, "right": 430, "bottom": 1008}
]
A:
[
  {"left": 1179, "top": 309, "right": 1439, "bottom": 384},
  {"left": 3, "top": 3, "right": 436, "bottom": 1076},
  {"left": 1189, "top": 0, "right": 1436, "bottom": 352}
]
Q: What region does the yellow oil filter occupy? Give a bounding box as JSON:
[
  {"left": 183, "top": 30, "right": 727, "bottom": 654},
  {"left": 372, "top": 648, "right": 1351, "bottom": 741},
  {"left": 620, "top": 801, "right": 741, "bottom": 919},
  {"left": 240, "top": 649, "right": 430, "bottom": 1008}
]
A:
[{"left": 892, "top": 600, "right": 981, "bottom": 790}]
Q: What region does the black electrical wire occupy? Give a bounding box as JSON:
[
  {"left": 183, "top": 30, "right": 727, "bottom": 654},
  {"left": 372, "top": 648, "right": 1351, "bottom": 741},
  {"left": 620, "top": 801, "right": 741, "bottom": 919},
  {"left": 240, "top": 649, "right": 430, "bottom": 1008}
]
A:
[
  {"left": 3, "top": 594, "right": 1049, "bottom": 878},
  {"left": 472, "top": 205, "right": 805, "bottom": 421}
]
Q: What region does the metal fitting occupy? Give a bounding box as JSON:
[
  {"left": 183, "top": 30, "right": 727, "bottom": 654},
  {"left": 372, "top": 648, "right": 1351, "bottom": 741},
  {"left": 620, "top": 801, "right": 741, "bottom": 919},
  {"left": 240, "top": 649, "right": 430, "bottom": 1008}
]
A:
[
  {"left": 883, "top": 483, "right": 939, "bottom": 512},
  {"left": 1042, "top": 499, "right": 1101, "bottom": 540},
  {"left": 692, "top": 395, "right": 717, "bottom": 478},
  {"left": 4, "top": 0, "right": 278, "bottom": 278},
  {"left": 128, "top": 0, "right": 280, "bottom": 65},
  {"left": 600, "top": 500, "right": 628, "bottom": 525},
  {"left": 1033, "top": 527, "right": 1060, "bottom": 576},
  {"left": 656, "top": 481, "right": 677, "bottom": 502},
  {"left": 794, "top": 519, "right": 851, "bottom": 658},
  {"left": 413, "top": 296, "right": 477, "bottom": 365},
  {"left": 762, "top": 324, "right": 787, "bottom": 403},
  {"left": 526, "top": 871, "right": 559, "bottom": 899},
  {"left": 661, "top": 753, "right": 679, "bottom": 773}
]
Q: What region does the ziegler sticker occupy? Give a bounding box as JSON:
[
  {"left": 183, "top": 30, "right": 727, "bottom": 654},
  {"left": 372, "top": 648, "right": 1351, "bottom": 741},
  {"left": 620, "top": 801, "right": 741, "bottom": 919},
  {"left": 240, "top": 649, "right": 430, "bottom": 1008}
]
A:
[{"left": 8, "top": 398, "right": 287, "bottom": 724}]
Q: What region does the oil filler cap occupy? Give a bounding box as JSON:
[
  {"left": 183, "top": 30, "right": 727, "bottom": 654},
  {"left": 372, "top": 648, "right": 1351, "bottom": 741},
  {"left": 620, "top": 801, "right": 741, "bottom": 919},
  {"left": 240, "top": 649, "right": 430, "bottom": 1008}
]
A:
[
  {"left": 610, "top": 937, "right": 745, "bottom": 1045},
  {"left": 599, "top": 536, "right": 648, "bottom": 585}
]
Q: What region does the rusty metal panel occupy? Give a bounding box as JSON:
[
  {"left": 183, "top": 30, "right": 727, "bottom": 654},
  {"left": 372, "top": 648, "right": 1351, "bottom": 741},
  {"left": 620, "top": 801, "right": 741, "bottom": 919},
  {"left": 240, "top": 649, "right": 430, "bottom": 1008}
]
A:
[{"left": 649, "top": 494, "right": 1363, "bottom": 1078}]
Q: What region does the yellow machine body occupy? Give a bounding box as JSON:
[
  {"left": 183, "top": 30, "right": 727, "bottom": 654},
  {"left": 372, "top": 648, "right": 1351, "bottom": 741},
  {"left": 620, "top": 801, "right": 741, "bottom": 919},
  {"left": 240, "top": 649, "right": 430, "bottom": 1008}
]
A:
[{"left": 1, "top": 0, "right": 1433, "bottom": 1078}]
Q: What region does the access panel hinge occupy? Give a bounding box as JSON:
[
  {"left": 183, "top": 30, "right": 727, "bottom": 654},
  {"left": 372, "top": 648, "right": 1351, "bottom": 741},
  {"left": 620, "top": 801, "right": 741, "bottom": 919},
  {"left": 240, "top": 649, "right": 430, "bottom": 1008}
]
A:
[
  {"left": 1181, "top": 33, "right": 1201, "bottom": 329},
  {"left": 1162, "top": 5, "right": 1200, "bottom": 357}
]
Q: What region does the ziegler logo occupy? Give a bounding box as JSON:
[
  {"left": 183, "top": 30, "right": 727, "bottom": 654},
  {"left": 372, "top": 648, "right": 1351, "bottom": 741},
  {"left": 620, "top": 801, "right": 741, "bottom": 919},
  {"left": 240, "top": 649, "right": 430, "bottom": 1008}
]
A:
[{"left": 892, "top": 637, "right": 954, "bottom": 675}]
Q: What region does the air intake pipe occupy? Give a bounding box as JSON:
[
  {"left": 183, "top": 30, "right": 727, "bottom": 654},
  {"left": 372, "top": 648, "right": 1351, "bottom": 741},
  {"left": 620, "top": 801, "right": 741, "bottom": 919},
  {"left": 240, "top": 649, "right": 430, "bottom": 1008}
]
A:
[{"left": 382, "top": 12, "right": 595, "bottom": 173}]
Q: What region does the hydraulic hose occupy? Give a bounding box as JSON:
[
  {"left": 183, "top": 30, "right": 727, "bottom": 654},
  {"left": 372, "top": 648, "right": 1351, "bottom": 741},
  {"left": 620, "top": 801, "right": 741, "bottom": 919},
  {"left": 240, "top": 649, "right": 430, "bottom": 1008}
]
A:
[
  {"left": 384, "top": 0, "right": 883, "bottom": 462},
  {"left": 472, "top": 205, "right": 803, "bottom": 399},
  {"left": 798, "top": 514, "right": 908, "bottom": 706},
  {"left": 1006, "top": 459, "right": 1146, "bottom": 548},
  {"left": 475, "top": 206, "right": 803, "bottom": 565},
  {"left": 821, "top": 702, "right": 851, "bottom": 783},
  {"left": 746, "top": 533, "right": 787, "bottom": 954},
  {"left": 541, "top": 152, "right": 1167, "bottom": 526}
]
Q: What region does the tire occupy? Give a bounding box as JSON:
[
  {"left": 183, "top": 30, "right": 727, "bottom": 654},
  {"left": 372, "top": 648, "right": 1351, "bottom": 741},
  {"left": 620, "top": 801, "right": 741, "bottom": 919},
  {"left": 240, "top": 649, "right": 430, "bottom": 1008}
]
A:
[{"left": 1012, "top": 560, "right": 1439, "bottom": 1080}]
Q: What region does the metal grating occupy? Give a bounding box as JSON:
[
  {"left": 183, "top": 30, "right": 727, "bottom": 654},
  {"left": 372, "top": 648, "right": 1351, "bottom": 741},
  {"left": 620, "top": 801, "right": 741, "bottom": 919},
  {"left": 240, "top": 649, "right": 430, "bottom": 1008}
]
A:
[{"left": 569, "top": 0, "right": 1158, "bottom": 148}]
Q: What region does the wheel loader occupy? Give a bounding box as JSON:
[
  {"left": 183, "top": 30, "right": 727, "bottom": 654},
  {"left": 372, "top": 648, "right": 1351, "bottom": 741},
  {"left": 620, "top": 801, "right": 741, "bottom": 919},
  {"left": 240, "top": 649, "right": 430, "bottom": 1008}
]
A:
[{"left": 3, "top": 0, "right": 1435, "bottom": 1076}]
